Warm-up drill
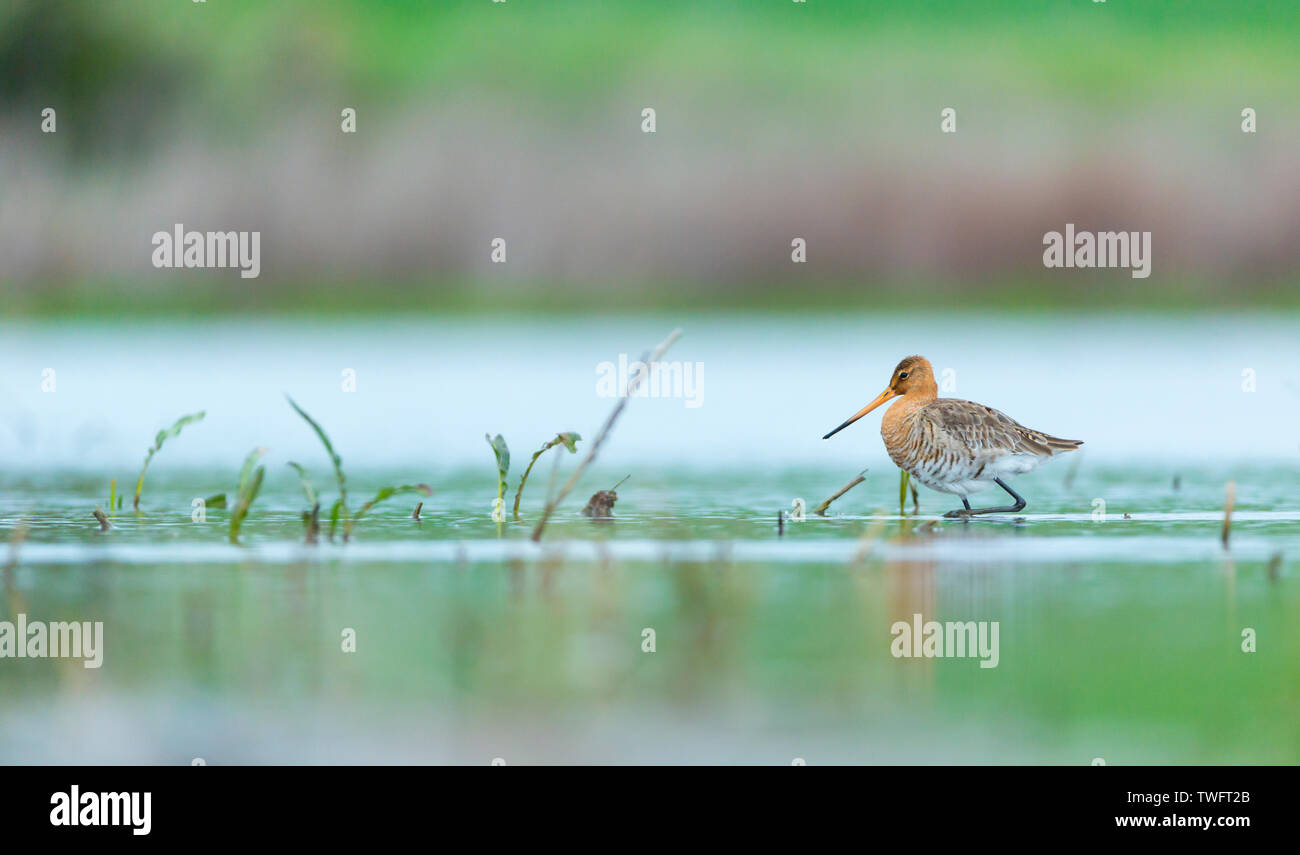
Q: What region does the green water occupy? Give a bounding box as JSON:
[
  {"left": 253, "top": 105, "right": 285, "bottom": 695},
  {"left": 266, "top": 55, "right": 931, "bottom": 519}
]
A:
[{"left": 2, "top": 462, "right": 1296, "bottom": 764}]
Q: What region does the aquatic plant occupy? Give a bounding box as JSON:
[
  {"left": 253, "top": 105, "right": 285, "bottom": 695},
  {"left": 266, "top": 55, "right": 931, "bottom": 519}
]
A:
[
  {"left": 512, "top": 432, "right": 581, "bottom": 519},
  {"left": 283, "top": 399, "right": 429, "bottom": 541},
  {"left": 133, "top": 411, "right": 205, "bottom": 509},
  {"left": 1221, "top": 481, "right": 1236, "bottom": 548},
  {"left": 303, "top": 504, "right": 321, "bottom": 544},
  {"left": 286, "top": 396, "right": 349, "bottom": 539},
  {"left": 228, "top": 447, "right": 267, "bottom": 544},
  {"left": 531, "top": 327, "right": 681, "bottom": 542},
  {"left": 485, "top": 433, "right": 510, "bottom": 516},
  {"left": 283, "top": 462, "right": 320, "bottom": 542},
  {"left": 813, "top": 468, "right": 867, "bottom": 516},
  {"left": 286, "top": 462, "right": 317, "bottom": 507},
  {"left": 344, "top": 484, "right": 432, "bottom": 540}
]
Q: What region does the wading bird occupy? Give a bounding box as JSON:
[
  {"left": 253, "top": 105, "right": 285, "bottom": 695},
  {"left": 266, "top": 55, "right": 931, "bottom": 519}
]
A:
[{"left": 822, "top": 356, "right": 1082, "bottom": 518}]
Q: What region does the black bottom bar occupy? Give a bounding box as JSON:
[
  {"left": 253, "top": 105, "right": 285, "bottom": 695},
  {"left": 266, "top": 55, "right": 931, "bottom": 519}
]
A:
[{"left": 3, "top": 766, "right": 1284, "bottom": 841}]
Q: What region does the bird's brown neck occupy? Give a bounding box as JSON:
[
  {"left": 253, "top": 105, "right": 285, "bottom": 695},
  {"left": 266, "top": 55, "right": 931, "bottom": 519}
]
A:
[{"left": 882, "top": 381, "right": 937, "bottom": 435}]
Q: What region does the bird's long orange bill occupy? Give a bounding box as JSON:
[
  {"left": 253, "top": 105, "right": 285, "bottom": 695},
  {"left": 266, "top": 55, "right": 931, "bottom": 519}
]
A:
[{"left": 822, "top": 388, "right": 896, "bottom": 439}]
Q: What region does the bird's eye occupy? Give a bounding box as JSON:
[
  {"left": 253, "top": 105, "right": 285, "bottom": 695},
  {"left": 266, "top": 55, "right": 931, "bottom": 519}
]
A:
[{"left": 898, "top": 371, "right": 909, "bottom": 380}]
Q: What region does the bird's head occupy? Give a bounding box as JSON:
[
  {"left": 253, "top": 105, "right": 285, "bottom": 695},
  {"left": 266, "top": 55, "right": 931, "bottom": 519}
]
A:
[
  {"left": 886, "top": 355, "right": 935, "bottom": 396},
  {"left": 822, "top": 355, "right": 936, "bottom": 440}
]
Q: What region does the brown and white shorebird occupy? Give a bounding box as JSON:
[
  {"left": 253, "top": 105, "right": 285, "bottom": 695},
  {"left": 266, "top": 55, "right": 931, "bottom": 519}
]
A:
[{"left": 822, "top": 355, "right": 1082, "bottom": 518}]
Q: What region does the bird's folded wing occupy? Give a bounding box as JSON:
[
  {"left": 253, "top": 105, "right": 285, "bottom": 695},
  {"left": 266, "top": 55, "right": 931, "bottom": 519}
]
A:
[{"left": 917, "top": 399, "right": 1057, "bottom": 459}]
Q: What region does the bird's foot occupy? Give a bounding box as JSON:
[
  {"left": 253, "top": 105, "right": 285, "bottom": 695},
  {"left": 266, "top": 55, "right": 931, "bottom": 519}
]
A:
[{"left": 943, "top": 508, "right": 972, "bottom": 520}]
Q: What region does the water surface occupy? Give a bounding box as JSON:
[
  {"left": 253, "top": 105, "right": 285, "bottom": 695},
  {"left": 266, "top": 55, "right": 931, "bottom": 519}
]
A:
[{"left": 1, "top": 315, "right": 1297, "bottom": 763}]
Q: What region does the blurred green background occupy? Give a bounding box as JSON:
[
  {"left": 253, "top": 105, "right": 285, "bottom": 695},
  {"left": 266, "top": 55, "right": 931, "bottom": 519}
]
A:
[{"left": 2, "top": 0, "right": 1298, "bottom": 314}]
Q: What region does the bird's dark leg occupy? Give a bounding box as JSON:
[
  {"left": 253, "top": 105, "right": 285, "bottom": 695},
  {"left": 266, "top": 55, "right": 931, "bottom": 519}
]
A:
[
  {"left": 944, "top": 497, "right": 973, "bottom": 519},
  {"left": 943, "top": 480, "right": 1026, "bottom": 518}
]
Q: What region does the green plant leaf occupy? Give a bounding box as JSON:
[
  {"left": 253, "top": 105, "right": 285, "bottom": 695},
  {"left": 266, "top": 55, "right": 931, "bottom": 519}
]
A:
[
  {"left": 286, "top": 396, "right": 347, "bottom": 508},
  {"left": 344, "top": 483, "right": 432, "bottom": 539},
  {"left": 238, "top": 447, "right": 268, "bottom": 495},
  {"left": 302, "top": 503, "right": 321, "bottom": 545},
  {"left": 228, "top": 463, "right": 265, "bottom": 545},
  {"left": 512, "top": 432, "right": 582, "bottom": 519},
  {"left": 133, "top": 410, "right": 206, "bottom": 509},
  {"left": 328, "top": 497, "right": 344, "bottom": 542},
  {"left": 286, "top": 461, "right": 317, "bottom": 507},
  {"left": 485, "top": 433, "right": 510, "bottom": 502}
]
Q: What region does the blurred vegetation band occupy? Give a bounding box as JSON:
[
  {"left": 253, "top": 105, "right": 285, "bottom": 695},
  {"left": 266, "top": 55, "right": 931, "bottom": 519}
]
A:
[
  {"left": 4, "top": 0, "right": 1298, "bottom": 120},
  {"left": 3, "top": 277, "right": 1300, "bottom": 317},
  {"left": 3, "top": 1, "right": 1297, "bottom": 309}
]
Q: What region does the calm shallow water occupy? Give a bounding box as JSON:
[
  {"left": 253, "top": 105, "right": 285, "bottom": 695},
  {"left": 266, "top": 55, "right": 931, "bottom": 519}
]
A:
[
  {"left": 1, "top": 314, "right": 1298, "bottom": 763},
  {"left": 2, "top": 461, "right": 1297, "bottom": 764}
]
